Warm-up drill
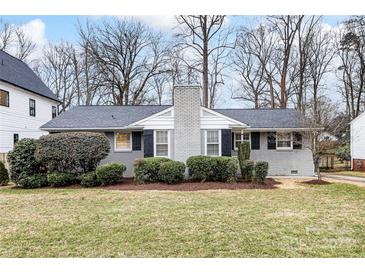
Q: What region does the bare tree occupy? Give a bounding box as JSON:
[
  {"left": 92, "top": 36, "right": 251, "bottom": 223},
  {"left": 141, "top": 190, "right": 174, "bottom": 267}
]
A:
[
  {"left": 232, "top": 24, "right": 277, "bottom": 108},
  {"left": 14, "top": 27, "right": 36, "bottom": 62},
  {"left": 175, "top": 15, "right": 233, "bottom": 108},
  {"left": 307, "top": 25, "right": 335, "bottom": 124},
  {"left": 0, "top": 19, "right": 12, "bottom": 51},
  {"left": 79, "top": 19, "right": 168, "bottom": 106},
  {"left": 39, "top": 42, "right": 77, "bottom": 112},
  {"left": 337, "top": 16, "right": 365, "bottom": 119},
  {"left": 295, "top": 16, "right": 321, "bottom": 114},
  {"left": 268, "top": 15, "right": 304, "bottom": 108},
  {"left": 302, "top": 96, "right": 339, "bottom": 181}
]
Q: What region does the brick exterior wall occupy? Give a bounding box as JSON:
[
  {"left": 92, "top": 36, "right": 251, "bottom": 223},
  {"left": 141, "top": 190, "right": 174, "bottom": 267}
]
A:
[{"left": 173, "top": 85, "right": 201, "bottom": 162}]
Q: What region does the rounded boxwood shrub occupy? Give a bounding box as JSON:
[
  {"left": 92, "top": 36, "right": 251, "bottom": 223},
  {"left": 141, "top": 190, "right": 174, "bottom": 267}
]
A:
[
  {"left": 186, "top": 156, "right": 214, "bottom": 181},
  {"left": 17, "top": 174, "right": 48, "bottom": 189},
  {"left": 7, "top": 138, "right": 42, "bottom": 183},
  {"left": 47, "top": 172, "right": 77, "bottom": 187},
  {"left": 80, "top": 172, "right": 101, "bottom": 187},
  {"left": 96, "top": 162, "right": 126, "bottom": 185},
  {"left": 254, "top": 161, "right": 269, "bottom": 183},
  {"left": 186, "top": 156, "right": 238, "bottom": 182},
  {"left": 240, "top": 160, "right": 254, "bottom": 181},
  {"left": 0, "top": 161, "right": 9, "bottom": 186},
  {"left": 158, "top": 161, "right": 186, "bottom": 184},
  {"left": 134, "top": 157, "right": 171, "bottom": 183},
  {"left": 35, "top": 132, "right": 110, "bottom": 173},
  {"left": 211, "top": 157, "right": 238, "bottom": 183}
]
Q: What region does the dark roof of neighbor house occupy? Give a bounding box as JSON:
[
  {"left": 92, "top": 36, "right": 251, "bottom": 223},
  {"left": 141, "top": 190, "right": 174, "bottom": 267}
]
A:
[
  {"left": 42, "top": 105, "right": 305, "bottom": 130},
  {"left": 0, "top": 50, "right": 59, "bottom": 102},
  {"left": 215, "top": 108, "right": 304, "bottom": 128},
  {"left": 41, "top": 105, "right": 172, "bottom": 129}
]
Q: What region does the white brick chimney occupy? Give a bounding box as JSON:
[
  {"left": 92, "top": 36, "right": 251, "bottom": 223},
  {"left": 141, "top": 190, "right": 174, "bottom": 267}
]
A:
[{"left": 173, "top": 85, "right": 201, "bottom": 162}]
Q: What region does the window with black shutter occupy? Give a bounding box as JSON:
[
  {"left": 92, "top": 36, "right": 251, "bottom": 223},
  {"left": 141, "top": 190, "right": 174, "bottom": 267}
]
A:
[
  {"left": 267, "top": 132, "right": 276, "bottom": 150},
  {"left": 293, "top": 132, "right": 302, "bottom": 149},
  {"left": 132, "top": 131, "right": 142, "bottom": 151},
  {"left": 251, "top": 132, "right": 260, "bottom": 150}
]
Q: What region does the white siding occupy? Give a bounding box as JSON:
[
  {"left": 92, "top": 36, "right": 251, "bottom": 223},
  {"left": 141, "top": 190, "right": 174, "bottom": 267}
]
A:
[
  {"left": 0, "top": 81, "right": 58, "bottom": 153},
  {"left": 351, "top": 112, "right": 365, "bottom": 160}
]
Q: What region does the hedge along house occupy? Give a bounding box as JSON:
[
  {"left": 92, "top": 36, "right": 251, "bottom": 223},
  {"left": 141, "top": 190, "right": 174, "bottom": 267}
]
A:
[{"left": 41, "top": 86, "right": 314, "bottom": 177}]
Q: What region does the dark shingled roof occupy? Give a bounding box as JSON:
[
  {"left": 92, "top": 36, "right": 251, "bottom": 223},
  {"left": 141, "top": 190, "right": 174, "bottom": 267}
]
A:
[
  {"left": 41, "top": 105, "right": 172, "bottom": 129},
  {"left": 0, "top": 50, "right": 59, "bottom": 101},
  {"left": 42, "top": 105, "right": 304, "bottom": 130},
  {"left": 215, "top": 108, "right": 304, "bottom": 128}
]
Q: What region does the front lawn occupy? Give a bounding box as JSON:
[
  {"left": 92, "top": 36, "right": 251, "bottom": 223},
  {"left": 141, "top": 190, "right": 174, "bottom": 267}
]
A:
[{"left": 0, "top": 182, "right": 365, "bottom": 257}]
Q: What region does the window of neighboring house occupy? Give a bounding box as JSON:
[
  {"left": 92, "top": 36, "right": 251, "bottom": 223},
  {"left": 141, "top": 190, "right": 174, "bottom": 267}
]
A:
[
  {"left": 154, "top": 130, "right": 169, "bottom": 157},
  {"left": 234, "top": 132, "right": 250, "bottom": 150},
  {"left": 29, "top": 99, "right": 36, "bottom": 117},
  {"left": 0, "top": 89, "right": 9, "bottom": 107},
  {"left": 206, "top": 130, "right": 220, "bottom": 156},
  {"left": 114, "top": 132, "right": 132, "bottom": 151},
  {"left": 52, "top": 106, "right": 57, "bottom": 119},
  {"left": 13, "top": 133, "right": 19, "bottom": 145},
  {"left": 276, "top": 132, "right": 292, "bottom": 150},
  {"left": 293, "top": 132, "right": 303, "bottom": 149}
]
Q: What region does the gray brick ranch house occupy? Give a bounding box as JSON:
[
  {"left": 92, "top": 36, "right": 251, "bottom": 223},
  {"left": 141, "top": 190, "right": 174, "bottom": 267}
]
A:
[{"left": 41, "top": 86, "right": 314, "bottom": 177}]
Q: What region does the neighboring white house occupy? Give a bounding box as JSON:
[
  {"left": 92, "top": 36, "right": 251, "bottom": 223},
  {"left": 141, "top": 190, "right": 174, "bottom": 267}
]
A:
[
  {"left": 0, "top": 50, "right": 59, "bottom": 161},
  {"left": 350, "top": 111, "right": 365, "bottom": 171}
]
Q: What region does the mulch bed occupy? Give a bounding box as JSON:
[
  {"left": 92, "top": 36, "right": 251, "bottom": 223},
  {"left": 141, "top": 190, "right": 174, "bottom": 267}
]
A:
[
  {"left": 301, "top": 179, "right": 332, "bottom": 185},
  {"left": 101, "top": 178, "right": 280, "bottom": 191}
]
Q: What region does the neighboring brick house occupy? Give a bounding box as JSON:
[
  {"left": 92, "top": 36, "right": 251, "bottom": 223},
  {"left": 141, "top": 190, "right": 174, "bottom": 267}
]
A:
[{"left": 41, "top": 86, "right": 314, "bottom": 177}]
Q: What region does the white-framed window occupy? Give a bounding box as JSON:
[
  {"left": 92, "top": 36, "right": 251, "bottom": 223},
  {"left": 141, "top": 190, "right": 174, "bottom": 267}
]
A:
[
  {"left": 154, "top": 130, "right": 170, "bottom": 157},
  {"left": 114, "top": 132, "right": 132, "bottom": 151},
  {"left": 234, "top": 132, "right": 250, "bottom": 150},
  {"left": 205, "top": 130, "right": 221, "bottom": 156},
  {"left": 276, "top": 132, "right": 292, "bottom": 150}
]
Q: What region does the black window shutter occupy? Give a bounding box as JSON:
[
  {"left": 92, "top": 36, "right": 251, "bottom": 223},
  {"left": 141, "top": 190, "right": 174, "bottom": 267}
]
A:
[
  {"left": 143, "top": 130, "right": 154, "bottom": 157},
  {"left": 267, "top": 132, "right": 276, "bottom": 150},
  {"left": 132, "top": 131, "right": 142, "bottom": 151},
  {"left": 231, "top": 132, "right": 235, "bottom": 150},
  {"left": 293, "top": 132, "right": 302, "bottom": 149},
  {"left": 251, "top": 132, "right": 260, "bottom": 150},
  {"left": 221, "top": 129, "right": 232, "bottom": 156}
]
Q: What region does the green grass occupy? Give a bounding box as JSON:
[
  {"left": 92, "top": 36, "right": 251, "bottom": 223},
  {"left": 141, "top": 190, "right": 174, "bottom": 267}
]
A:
[
  {"left": 1, "top": 183, "right": 365, "bottom": 257},
  {"left": 332, "top": 171, "right": 365, "bottom": 178}
]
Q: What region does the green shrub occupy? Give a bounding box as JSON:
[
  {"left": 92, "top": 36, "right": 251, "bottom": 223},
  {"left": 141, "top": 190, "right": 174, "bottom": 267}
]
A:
[
  {"left": 47, "top": 172, "right": 77, "bottom": 187},
  {"left": 240, "top": 160, "right": 254, "bottom": 181},
  {"left": 7, "top": 139, "right": 42, "bottom": 183},
  {"left": 158, "top": 161, "right": 186, "bottom": 184},
  {"left": 336, "top": 144, "right": 351, "bottom": 162},
  {"left": 96, "top": 162, "right": 126, "bottom": 185},
  {"left": 211, "top": 157, "right": 238, "bottom": 183},
  {"left": 80, "top": 172, "right": 101, "bottom": 187},
  {"left": 238, "top": 141, "right": 250, "bottom": 161},
  {"left": 134, "top": 157, "right": 171, "bottom": 183},
  {"left": 254, "top": 161, "right": 269, "bottom": 183},
  {"left": 187, "top": 156, "right": 238, "bottom": 182},
  {"left": 186, "top": 156, "right": 214, "bottom": 181},
  {"left": 17, "top": 174, "right": 48, "bottom": 188},
  {"left": 0, "top": 162, "right": 9, "bottom": 186},
  {"left": 35, "top": 132, "right": 110, "bottom": 173}
]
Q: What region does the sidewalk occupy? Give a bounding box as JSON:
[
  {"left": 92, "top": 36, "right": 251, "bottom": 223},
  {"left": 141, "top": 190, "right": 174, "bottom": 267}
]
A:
[{"left": 322, "top": 174, "right": 365, "bottom": 184}]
